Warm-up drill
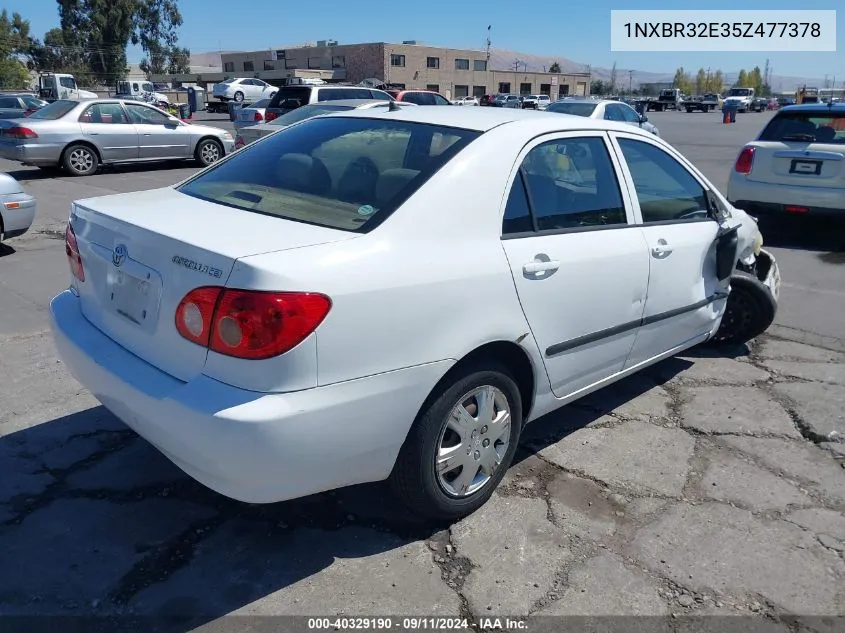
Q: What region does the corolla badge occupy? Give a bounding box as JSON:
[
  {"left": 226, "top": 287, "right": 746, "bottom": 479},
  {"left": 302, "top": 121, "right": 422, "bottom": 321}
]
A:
[{"left": 112, "top": 243, "right": 128, "bottom": 267}]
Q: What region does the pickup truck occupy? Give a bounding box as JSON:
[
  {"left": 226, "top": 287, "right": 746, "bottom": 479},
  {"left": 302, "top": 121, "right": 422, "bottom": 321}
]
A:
[{"left": 683, "top": 94, "right": 720, "bottom": 112}]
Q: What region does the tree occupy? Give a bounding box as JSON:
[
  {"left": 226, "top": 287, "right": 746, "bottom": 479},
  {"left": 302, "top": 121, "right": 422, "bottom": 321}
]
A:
[
  {"left": 695, "top": 68, "right": 706, "bottom": 94},
  {"left": 609, "top": 61, "right": 617, "bottom": 93},
  {"left": 548, "top": 62, "right": 560, "bottom": 74},
  {"left": 0, "top": 10, "right": 33, "bottom": 89},
  {"left": 590, "top": 79, "right": 608, "bottom": 95},
  {"left": 673, "top": 67, "right": 693, "bottom": 94},
  {"left": 736, "top": 69, "right": 748, "bottom": 87},
  {"left": 166, "top": 45, "right": 190, "bottom": 73},
  {"left": 707, "top": 70, "right": 724, "bottom": 93},
  {"left": 749, "top": 66, "right": 763, "bottom": 93}
]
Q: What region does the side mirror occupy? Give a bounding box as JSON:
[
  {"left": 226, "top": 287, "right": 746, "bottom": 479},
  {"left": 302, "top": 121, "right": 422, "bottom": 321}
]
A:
[{"left": 640, "top": 114, "right": 649, "bottom": 123}]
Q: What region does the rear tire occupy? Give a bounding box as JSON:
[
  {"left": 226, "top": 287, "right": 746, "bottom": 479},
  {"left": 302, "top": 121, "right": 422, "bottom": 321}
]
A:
[
  {"left": 389, "top": 362, "right": 523, "bottom": 521},
  {"left": 62, "top": 144, "right": 98, "bottom": 177},
  {"left": 710, "top": 270, "right": 777, "bottom": 346}
]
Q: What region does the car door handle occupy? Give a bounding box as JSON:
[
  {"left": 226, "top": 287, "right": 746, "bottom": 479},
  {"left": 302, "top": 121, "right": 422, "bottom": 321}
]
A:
[
  {"left": 651, "top": 239, "right": 673, "bottom": 258},
  {"left": 523, "top": 260, "right": 560, "bottom": 274}
]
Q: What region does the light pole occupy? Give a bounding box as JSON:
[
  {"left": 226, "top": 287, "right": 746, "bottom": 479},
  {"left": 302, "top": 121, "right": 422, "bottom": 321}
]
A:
[{"left": 629, "top": 70, "right": 633, "bottom": 93}]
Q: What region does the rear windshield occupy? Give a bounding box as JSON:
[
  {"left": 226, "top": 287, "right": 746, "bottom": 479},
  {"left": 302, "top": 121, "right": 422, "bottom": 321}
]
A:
[
  {"left": 268, "top": 87, "right": 312, "bottom": 111},
  {"left": 270, "top": 104, "right": 355, "bottom": 126},
  {"left": 177, "top": 117, "right": 481, "bottom": 232},
  {"left": 546, "top": 102, "right": 597, "bottom": 117},
  {"left": 27, "top": 100, "right": 77, "bottom": 120},
  {"left": 759, "top": 111, "right": 845, "bottom": 144}
]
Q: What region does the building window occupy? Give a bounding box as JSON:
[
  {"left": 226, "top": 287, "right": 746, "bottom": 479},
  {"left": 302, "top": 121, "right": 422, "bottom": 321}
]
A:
[
  {"left": 498, "top": 82, "right": 511, "bottom": 94},
  {"left": 243, "top": 61, "right": 254, "bottom": 71},
  {"left": 308, "top": 57, "right": 322, "bottom": 69},
  {"left": 390, "top": 54, "right": 406, "bottom": 67},
  {"left": 332, "top": 55, "right": 345, "bottom": 68},
  {"left": 223, "top": 61, "right": 234, "bottom": 72},
  {"left": 473, "top": 59, "right": 487, "bottom": 72},
  {"left": 264, "top": 60, "right": 274, "bottom": 71},
  {"left": 473, "top": 85, "right": 486, "bottom": 98},
  {"left": 540, "top": 83, "right": 551, "bottom": 95},
  {"left": 426, "top": 57, "right": 440, "bottom": 69},
  {"left": 559, "top": 85, "right": 570, "bottom": 98},
  {"left": 455, "top": 58, "right": 470, "bottom": 70},
  {"left": 274, "top": 50, "right": 286, "bottom": 59},
  {"left": 426, "top": 84, "right": 440, "bottom": 92},
  {"left": 454, "top": 85, "right": 469, "bottom": 98},
  {"left": 389, "top": 83, "right": 406, "bottom": 90},
  {"left": 520, "top": 82, "right": 532, "bottom": 95},
  {"left": 285, "top": 58, "right": 297, "bottom": 69}
]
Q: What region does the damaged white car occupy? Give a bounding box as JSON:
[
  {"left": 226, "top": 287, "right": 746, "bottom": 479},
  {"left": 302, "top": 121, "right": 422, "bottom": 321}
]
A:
[{"left": 50, "top": 107, "right": 779, "bottom": 521}]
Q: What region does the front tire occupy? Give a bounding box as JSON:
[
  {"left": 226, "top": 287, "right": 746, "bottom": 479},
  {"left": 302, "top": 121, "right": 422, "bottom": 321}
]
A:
[
  {"left": 195, "top": 138, "right": 223, "bottom": 167},
  {"left": 389, "top": 362, "right": 523, "bottom": 521},
  {"left": 711, "top": 270, "right": 777, "bottom": 346},
  {"left": 62, "top": 144, "right": 99, "bottom": 177}
]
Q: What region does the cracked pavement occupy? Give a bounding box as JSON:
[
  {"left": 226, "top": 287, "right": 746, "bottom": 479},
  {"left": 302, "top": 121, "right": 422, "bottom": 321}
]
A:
[{"left": 1, "top": 330, "right": 843, "bottom": 631}]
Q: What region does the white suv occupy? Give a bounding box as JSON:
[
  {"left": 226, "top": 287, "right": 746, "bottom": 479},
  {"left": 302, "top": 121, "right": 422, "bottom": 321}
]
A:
[{"left": 727, "top": 103, "right": 845, "bottom": 217}]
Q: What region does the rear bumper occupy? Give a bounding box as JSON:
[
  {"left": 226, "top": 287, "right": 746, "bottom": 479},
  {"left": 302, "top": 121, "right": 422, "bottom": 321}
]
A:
[
  {"left": 0, "top": 141, "right": 62, "bottom": 166},
  {"left": 49, "top": 289, "right": 453, "bottom": 504},
  {"left": 728, "top": 176, "right": 845, "bottom": 216}
]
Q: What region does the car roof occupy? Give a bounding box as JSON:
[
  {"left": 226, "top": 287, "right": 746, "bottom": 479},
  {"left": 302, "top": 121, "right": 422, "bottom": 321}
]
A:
[
  {"left": 779, "top": 103, "right": 845, "bottom": 113},
  {"left": 326, "top": 104, "right": 654, "bottom": 135},
  {"left": 300, "top": 99, "right": 397, "bottom": 107}
]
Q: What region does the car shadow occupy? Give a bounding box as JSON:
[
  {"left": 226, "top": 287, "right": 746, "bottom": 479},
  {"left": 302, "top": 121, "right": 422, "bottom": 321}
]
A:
[
  {"left": 6, "top": 161, "right": 201, "bottom": 184},
  {"left": 0, "top": 345, "right": 742, "bottom": 630},
  {"left": 0, "top": 242, "right": 16, "bottom": 257},
  {"left": 755, "top": 215, "right": 845, "bottom": 260}
]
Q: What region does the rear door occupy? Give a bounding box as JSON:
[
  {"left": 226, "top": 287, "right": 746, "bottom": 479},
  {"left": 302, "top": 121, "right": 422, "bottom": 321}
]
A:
[
  {"left": 609, "top": 132, "right": 729, "bottom": 367},
  {"left": 125, "top": 102, "right": 189, "bottom": 159},
  {"left": 78, "top": 102, "right": 139, "bottom": 162},
  {"left": 743, "top": 109, "right": 845, "bottom": 188},
  {"left": 499, "top": 132, "right": 651, "bottom": 398}
]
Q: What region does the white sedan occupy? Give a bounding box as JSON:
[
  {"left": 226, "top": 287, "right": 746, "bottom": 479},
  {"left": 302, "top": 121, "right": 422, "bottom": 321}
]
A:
[
  {"left": 452, "top": 96, "right": 479, "bottom": 106},
  {"left": 212, "top": 78, "right": 277, "bottom": 103},
  {"left": 50, "top": 107, "right": 779, "bottom": 520}
]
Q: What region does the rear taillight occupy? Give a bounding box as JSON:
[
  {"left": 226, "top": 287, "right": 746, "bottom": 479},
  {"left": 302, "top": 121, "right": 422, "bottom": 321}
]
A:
[
  {"left": 65, "top": 223, "right": 85, "bottom": 282},
  {"left": 4, "top": 126, "right": 38, "bottom": 139},
  {"left": 175, "top": 288, "right": 332, "bottom": 360},
  {"left": 235, "top": 135, "right": 245, "bottom": 149},
  {"left": 785, "top": 205, "right": 809, "bottom": 214},
  {"left": 734, "top": 146, "right": 755, "bottom": 174},
  {"left": 265, "top": 111, "right": 278, "bottom": 122},
  {"left": 254, "top": 111, "right": 263, "bottom": 121}
]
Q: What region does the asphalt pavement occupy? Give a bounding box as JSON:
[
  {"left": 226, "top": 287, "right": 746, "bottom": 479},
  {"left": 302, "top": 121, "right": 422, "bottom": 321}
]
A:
[{"left": 0, "top": 108, "right": 843, "bottom": 632}]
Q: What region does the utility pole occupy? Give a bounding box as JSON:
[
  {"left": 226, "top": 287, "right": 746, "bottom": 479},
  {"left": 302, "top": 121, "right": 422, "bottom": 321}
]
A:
[
  {"left": 485, "top": 25, "right": 491, "bottom": 96},
  {"left": 629, "top": 69, "right": 633, "bottom": 93}
]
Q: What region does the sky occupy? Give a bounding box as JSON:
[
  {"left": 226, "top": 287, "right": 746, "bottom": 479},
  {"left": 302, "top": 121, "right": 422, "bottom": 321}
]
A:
[{"left": 6, "top": 0, "right": 842, "bottom": 81}]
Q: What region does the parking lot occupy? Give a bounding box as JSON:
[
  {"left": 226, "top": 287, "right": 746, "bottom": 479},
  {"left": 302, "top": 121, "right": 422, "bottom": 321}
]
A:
[{"left": 1, "top": 108, "right": 843, "bottom": 631}]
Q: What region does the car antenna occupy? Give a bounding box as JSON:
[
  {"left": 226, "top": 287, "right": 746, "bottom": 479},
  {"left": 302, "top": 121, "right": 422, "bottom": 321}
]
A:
[{"left": 388, "top": 99, "right": 400, "bottom": 111}]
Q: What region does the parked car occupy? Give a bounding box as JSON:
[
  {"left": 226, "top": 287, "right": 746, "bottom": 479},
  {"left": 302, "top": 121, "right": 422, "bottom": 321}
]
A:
[
  {"left": 0, "top": 93, "right": 48, "bottom": 119},
  {"left": 727, "top": 103, "right": 845, "bottom": 218},
  {"left": 0, "top": 99, "right": 235, "bottom": 176},
  {"left": 212, "top": 78, "right": 277, "bottom": 103},
  {"left": 386, "top": 90, "right": 451, "bottom": 106},
  {"left": 263, "top": 84, "right": 395, "bottom": 122},
  {"left": 521, "top": 95, "right": 551, "bottom": 110},
  {"left": 50, "top": 106, "right": 778, "bottom": 521},
  {"left": 491, "top": 94, "right": 521, "bottom": 108},
  {"left": 545, "top": 98, "right": 660, "bottom": 137},
  {"left": 479, "top": 95, "right": 496, "bottom": 106},
  {"left": 0, "top": 172, "right": 36, "bottom": 244},
  {"left": 234, "top": 99, "right": 416, "bottom": 149},
  {"left": 452, "top": 96, "right": 479, "bottom": 106},
  {"left": 233, "top": 98, "right": 274, "bottom": 133}
]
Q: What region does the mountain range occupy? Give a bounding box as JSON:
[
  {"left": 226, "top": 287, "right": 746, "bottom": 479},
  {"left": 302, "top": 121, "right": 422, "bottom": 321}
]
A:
[{"left": 188, "top": 49, "right": 830, "bottom": 93}]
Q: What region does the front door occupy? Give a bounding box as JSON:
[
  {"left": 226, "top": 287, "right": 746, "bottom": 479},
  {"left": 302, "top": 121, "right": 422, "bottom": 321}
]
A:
[
  {"left": 78, "top": 102, "right": 139, "bottom": 162},
  {"left": 124, "top": 102, "right": 189, "bottom": 159},
  {"left": 609, "top": 133, "right": 728, "bottom": 368},
  {"left": 499, "top": 133, "right": 651, "bottom": 398}
]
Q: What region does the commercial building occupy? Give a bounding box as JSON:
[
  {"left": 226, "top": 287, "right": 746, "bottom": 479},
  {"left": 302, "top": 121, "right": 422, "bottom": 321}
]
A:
[{"left": 214, "top": 40, "right": 590, "bottom": 99}]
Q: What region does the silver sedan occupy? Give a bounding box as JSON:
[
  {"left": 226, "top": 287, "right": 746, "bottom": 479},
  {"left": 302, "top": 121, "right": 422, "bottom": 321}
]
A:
[
  {"left": 0, "top": 172, "right": 36, "bottom": 244},
  {"left": 0, "top": 99, "right": 235, "bottom": 176}
]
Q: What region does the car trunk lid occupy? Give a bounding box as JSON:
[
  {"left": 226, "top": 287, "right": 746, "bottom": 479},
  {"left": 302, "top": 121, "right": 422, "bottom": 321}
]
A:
[
  {"left": 744, "top": 140, "right": 845, "bottom": 187},
  {"left": 69, "top": 187, "right": 356, "bottom": 382}
]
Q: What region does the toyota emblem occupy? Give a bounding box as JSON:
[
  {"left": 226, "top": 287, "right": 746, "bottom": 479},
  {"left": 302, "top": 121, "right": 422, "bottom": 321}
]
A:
[{"left": 112, "top": 244, "right": 128, "bottom": 267}]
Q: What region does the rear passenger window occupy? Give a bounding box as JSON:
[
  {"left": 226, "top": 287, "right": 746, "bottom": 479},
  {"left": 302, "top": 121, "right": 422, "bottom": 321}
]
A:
[
  {"left": 519, "top": 137, "right": 627, "bottom": 231},
  {"left": 616, "top": 138, "right": 709, "bottom": 223},
  {"left": 502, "top": 172, "right": 534, "bottom": 235},
  {"left": 0, "top": 97, "right": 19, "bottom": 108}
]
